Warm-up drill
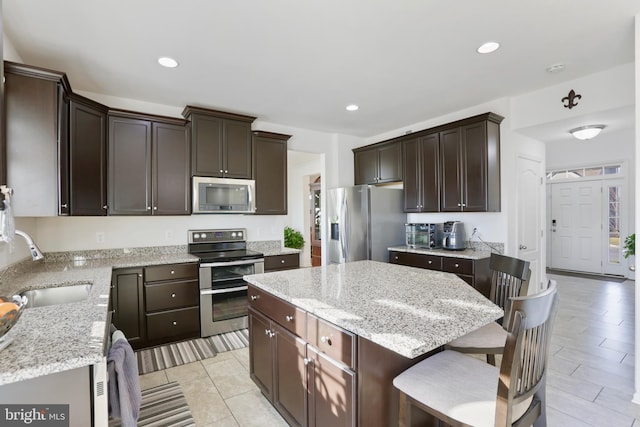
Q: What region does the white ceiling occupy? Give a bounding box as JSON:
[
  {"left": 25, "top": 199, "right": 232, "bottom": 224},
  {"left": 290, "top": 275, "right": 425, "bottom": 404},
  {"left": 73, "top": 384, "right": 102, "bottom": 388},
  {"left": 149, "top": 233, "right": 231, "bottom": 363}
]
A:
[{"left": 3, "top": 0, "right": 640, "bottom": 138}]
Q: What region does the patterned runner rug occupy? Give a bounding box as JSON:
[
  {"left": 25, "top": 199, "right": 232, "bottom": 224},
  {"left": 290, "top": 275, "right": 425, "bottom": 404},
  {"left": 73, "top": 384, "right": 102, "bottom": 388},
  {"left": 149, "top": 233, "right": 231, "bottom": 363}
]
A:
[
  {"left": 109, "top": 381, "right": 195, "bottom": 427},
  {"left": 136, "top": 328, "right": 249, "bottom": 375}
]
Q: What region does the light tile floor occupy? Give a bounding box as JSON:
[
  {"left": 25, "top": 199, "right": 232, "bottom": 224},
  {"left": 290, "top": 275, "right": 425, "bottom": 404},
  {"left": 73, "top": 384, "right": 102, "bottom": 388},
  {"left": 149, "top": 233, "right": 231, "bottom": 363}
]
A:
[{"left": 139, "top": 272, "right": 639, "bottom": 426}]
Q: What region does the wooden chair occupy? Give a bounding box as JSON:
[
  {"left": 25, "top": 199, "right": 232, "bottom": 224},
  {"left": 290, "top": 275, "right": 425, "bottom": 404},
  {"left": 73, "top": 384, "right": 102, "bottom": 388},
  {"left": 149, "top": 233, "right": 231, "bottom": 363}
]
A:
[
  {"left": 446, "top": 253, "right": 531, "bottom": 365},
  {"left": 393, "top": 282, "right": 558, "bottom": 427}
]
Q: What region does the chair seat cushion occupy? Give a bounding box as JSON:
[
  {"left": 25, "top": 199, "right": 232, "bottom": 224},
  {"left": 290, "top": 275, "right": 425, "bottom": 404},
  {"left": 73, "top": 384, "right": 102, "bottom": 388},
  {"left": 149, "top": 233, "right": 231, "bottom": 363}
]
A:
[
  {"left": 445, "top": 321, "right": 507, "bottom": 353},
  {"left": 393, "top": 350, "right": 532, "bottom": 427}
]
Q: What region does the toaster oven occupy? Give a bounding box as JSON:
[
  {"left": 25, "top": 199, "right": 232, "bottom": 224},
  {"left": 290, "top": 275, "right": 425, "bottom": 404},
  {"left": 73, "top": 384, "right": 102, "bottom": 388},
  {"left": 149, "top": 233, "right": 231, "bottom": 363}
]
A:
[{"left": 405, "top": 223, "right": 444, "bottom": 249}]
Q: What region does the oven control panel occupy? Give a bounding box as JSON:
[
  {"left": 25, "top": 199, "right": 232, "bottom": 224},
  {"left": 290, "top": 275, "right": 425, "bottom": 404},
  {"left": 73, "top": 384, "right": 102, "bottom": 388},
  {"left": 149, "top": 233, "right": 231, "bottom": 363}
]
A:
[{"left": 188, "top": 228, "right": 247, "bottom": 244}]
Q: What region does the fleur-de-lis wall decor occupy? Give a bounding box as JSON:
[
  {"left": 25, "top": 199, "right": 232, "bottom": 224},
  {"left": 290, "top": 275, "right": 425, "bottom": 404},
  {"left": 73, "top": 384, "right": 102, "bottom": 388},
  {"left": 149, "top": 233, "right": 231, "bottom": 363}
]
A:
[{"left": 562, "top": 89, "right": 581, "bottom": 109}]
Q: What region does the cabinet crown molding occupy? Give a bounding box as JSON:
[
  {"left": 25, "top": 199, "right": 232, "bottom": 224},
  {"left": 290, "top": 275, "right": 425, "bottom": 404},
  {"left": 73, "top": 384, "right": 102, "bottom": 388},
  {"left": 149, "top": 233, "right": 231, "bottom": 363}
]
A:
[{"left": 182, "top": 105, "right": 257, "bottom": 123}]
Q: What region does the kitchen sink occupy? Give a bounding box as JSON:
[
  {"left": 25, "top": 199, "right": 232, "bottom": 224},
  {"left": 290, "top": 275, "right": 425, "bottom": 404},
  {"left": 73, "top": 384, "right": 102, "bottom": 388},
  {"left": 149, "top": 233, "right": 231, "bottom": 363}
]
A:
[{"left": 20, "top": 283, "right": 92, "bottom": 308}]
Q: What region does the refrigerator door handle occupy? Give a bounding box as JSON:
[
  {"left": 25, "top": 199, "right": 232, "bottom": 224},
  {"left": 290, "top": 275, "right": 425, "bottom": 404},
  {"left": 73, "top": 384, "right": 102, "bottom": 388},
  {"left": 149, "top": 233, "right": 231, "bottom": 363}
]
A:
[
  {"left": 343, "top": 193, "right": 349, "bottom": 261},
  {"left": 340, "top": 191, "right": 347, "bottom": 262}
]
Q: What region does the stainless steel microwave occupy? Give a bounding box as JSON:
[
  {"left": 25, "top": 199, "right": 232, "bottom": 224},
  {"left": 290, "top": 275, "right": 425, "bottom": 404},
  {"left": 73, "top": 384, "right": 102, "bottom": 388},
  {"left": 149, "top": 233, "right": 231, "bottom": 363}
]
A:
[{"left": 192, "top": 176, "right": 256, "bottom": 214}]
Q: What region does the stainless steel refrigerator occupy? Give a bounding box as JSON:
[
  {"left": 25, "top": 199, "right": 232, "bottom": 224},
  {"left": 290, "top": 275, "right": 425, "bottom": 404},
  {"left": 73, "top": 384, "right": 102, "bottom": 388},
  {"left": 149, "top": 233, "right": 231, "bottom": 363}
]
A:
[{"left": 328, "top": 185, "right": 405, "bottom": 264}]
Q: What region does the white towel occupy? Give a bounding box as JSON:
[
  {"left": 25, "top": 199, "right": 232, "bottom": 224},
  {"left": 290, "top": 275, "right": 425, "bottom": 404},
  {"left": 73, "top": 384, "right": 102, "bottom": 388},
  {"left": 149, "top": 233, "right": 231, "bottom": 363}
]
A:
[{"left": 107, "top": 331, "right": 141, "bottom": 427}]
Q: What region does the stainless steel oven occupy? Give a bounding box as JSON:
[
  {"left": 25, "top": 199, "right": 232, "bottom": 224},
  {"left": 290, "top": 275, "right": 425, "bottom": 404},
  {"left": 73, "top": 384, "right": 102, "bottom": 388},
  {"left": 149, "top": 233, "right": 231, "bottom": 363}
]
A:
[{"left": 188, "top": 229, "right": 264, "bottom": 337}]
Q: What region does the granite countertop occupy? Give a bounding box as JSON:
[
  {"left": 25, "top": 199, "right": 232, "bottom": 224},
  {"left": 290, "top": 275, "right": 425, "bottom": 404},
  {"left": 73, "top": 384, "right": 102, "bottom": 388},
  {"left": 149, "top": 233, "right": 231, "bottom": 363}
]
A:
[
  {"left": 247, "top": 240, "right": 301, "bottom": 257},
  {"left": 388, "top": 245, "right": 493, "bottom": 260},
  {"left": 244, "top": 260, "right": 503, "bottom": 359},
  {"left": 0, "top": 250, "right": 198, "bottom": 386}
]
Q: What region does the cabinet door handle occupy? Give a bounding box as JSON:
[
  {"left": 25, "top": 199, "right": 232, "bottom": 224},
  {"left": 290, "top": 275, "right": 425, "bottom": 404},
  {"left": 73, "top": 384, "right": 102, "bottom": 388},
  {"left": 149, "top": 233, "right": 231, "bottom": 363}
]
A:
[
  {"left": 303, "top": 358, "right": 312, "bottom": 366},
  {"left": 147, "top": 206, "right": 151, "bottom": 210},
  {"left": 394, "top": 256, "right": 398, "bottom": 260},
  {"left": 171, "top": 270, "right": 175, "bottom": 275},
  {"left": 60, "top": 203, "right": 68, "bottom": 208},
  {"left": 172, "top": 321, "right": 177, "bottom": 326},
  {"left": 281, "top": 259, "right": 285, "bottom": 264},
  {"left": 220, "top": 169, "right": 224, "bottom": 173},
  {"left": 519, "top": 245, "right": 528, "bottom": 250},
  {"left": 171, "top": 293, "right": 176, "bottom": 298},
  {"left": 225, "top": 170, "right": 229, "bottom": 174},
  {"left": 428, "top": 260, "right": 432, "bottom": 264},
  {"left": 320, "top": 336, "right": 331, "bottom": 345},
  {"left": 153, "top": 206, "right": 158, "bottom": 211},
  {"left": 103, "top": 205, "right": 108, "bottom": 210},
  {"left": 264, "top": 328, "right": 270, "bottom": 336},
  {"left": 251, "top": 295, "right": 259, "bottom": 301},
  {"left": 454, "top": 263, "right": 459, "bottom": 268},
  {"left": 285, "top": 315, "right": 294, "bottom": 322},
  {"left": 138, "top": 274, "right": 143, "bottom": 278}
]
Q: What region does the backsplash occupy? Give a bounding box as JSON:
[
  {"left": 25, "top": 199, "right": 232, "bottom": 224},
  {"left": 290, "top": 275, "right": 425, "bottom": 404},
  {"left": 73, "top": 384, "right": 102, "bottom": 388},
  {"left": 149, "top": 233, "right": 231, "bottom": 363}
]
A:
[{"left": 467, "top": 240, "right": 503, "bottom": 253}]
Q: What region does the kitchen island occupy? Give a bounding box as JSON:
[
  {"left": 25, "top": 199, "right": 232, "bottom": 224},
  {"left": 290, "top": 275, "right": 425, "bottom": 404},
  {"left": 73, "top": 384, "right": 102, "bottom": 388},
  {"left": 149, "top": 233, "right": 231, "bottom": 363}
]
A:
[{"left": 243, "top": 260, "right": 503, "bottom": 427}]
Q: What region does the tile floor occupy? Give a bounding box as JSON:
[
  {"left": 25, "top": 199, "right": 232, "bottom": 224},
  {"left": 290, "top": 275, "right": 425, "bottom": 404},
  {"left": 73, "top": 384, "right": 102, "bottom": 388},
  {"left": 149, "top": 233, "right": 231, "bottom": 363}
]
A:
[{"left": 139, "top": 272, "right": 639, "bottom": 426}]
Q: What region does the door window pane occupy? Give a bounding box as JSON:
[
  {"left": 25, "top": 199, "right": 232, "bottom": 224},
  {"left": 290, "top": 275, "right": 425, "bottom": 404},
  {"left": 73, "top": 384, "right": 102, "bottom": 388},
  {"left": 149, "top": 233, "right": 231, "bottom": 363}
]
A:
[{"left": 608, "top": 185, "right": 621, "bottom": 265}]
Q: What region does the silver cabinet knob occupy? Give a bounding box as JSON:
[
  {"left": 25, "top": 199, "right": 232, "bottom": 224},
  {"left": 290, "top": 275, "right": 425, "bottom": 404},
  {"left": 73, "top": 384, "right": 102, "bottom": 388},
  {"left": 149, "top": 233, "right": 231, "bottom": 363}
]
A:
[
  {"left": 147, "top": 206, "right": 151, "bottom": 210},
  {"left": 285, "top": 315, "right": 294, "bottom": 322},
  {"left": 171, "top": 293, "right": 176, "bottom": 298},
  {"left": 519, "top": 245, "right": 528, "bottom": 250},
  {"left": 454, "top": 263, "right": 459, "bottom": 268},
  {"left": 281, "top": 259, "right": 285, "bottom": 264},
  {"left": 303, "top": 358, "right": 312, "bottom": 366},
  {"left": 153, "top": 206, "right": 158, "bottom": 210},
  {"left": 251, "top": 295, "right": 259, "bottom": 301},
  {"left": 103, "top": 205, "right": 108, "bottom": 210},
  {"left": 428, "top": 260, "right": 432, "bottom": 264},
  {"left": 172, "top": 321, "right": 177, "bottom": 326},
  {"left": 171, "top": 270, "right": 175, "bottom": 275},
  {"left": 60, "top": 203, "right": 68, "bottom": 208},
  {"left": 320, "top": 336, "right": 330, "bottom": 344}
]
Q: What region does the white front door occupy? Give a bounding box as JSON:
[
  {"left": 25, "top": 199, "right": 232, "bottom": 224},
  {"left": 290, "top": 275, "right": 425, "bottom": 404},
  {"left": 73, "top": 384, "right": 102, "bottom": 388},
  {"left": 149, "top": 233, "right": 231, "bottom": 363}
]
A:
[
  {"left": 516, "top": 155, "right": 544, "bottom": 292},
  {"left": 550, "top": 180, "right": 602, "bottom": 274}
]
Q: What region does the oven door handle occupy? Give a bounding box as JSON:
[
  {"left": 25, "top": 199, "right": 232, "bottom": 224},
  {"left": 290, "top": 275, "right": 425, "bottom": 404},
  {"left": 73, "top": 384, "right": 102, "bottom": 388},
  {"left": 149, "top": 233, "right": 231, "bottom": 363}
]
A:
[
  {"left": 200, "top": 259, "right": 264, "bottom": 268},
  {"left": 201, "top": 285, "right": 248, "bottom": 295}
]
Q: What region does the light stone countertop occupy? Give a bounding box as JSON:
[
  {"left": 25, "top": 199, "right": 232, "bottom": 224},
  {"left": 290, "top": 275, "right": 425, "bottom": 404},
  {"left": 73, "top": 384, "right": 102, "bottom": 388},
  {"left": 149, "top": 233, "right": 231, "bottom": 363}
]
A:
[
  {"left": 247, "top": 240, "right": 301, "bottom": 257},
  {"left": 388, "top": 245, "right": 493, "bottom": 260},
  {"left": 0, "top": 250, "right": 198, "bottom": 386},
  {"left": 244, "top": 260, "right": 503, "bottom": 359}
]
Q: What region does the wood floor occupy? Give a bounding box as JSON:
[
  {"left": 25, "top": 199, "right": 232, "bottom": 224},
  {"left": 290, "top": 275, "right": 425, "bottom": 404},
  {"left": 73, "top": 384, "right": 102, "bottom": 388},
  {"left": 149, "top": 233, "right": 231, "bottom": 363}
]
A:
[{"left": 138, "top": 272, "right": 639, "bottom": 426}]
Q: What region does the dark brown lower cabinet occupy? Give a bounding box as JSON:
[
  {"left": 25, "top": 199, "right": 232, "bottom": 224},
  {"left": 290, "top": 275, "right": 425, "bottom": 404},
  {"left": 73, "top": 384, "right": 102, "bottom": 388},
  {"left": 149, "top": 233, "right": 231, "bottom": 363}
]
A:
[
  {"left": 307, "top": 345, "right": 356, "bottom": 427},
  {"left": 249, "top": 307, "right": 307, "bottom": 427},
  {"left": 111, "top": 263, "right": 199, "bottom": 350},
  {"left": 264, "top": 253, "right": 300, "bottom": 272},
  {"left": 111, "top": 268, "right": 145, "bottom": 348},
  {"left": 388, "top": 250, "right": 491, "bottom": 298},
  {"left": 249, "top": 284, "right": 439, "bottom": 427}
]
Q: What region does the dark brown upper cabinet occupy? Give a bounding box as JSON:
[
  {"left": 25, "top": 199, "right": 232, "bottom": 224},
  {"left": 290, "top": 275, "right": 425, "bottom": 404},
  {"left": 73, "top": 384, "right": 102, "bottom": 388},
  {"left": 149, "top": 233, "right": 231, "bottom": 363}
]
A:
[
  {"left": 403, "top": 133, "right": 440, "bottom": 213},
  {"left": 182, "top": 106, "right": 256, "bottom": 179},
  {"left": 440, "top": 115, "right": 502, "bottom": 212},
  {"left": 356, "top": 112, "right": 503, "bottom": 213},
  {"left": 252, "top": 131, "right": 290, "bottom": 215},
  {"left": 67, "top": 94, "right": 108, "bottom": 216},
  {"left": 353, "top": 140, "right": 402, "bottom": 185},
  {"left": 108, "top": 111, "right": 190, "bottom": 216},
  {"left": 4, "top": 61, "right": 71, "bottom": 217}
]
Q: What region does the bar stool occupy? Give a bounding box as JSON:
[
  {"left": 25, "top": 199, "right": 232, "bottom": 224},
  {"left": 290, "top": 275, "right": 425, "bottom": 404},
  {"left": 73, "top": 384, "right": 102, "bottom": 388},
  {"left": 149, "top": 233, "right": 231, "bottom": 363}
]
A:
[
  {"left": 393, "top": 283, "right": 558, "bottom": 427},
  {"left": 446, "top": 253, "right": 531, "bottom": 365}
]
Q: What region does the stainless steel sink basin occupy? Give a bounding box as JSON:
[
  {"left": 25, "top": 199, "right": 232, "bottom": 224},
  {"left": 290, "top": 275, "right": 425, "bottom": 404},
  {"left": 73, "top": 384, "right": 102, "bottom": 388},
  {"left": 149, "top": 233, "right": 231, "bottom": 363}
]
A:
[{"left": 20, "top": 284, "right": 92, "bottom": 308}]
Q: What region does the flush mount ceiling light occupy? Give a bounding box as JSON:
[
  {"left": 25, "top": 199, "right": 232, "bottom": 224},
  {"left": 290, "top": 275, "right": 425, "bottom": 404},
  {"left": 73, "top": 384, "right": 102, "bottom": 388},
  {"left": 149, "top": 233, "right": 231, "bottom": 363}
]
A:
[
  {"left": 158, "top": 57, "right": 179, "bottom": 68},
  {"left": 547, "top": 63, "right": 565, "bottom": 73},
  {"left": 569, "top": 125, "right": 605, "bottom": 140},
  {"left": 346, "top": 104, "right": 359, "bottom": 111},
  {"left": 477, "top": 41, "right": 500, "bottom": 54}
]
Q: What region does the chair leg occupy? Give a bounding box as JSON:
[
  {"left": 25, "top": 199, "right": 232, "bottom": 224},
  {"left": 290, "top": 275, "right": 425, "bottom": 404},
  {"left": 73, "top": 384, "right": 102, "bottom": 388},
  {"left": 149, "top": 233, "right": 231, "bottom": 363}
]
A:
[
  {"left": 398, "top": 390, "right": 411, "bottom": 427},
  {"left": 533, "top": 377, "right": 548, "bottom": 427},
  {"left": 487, "top": 353, "right": 496, "bottom": 366}
]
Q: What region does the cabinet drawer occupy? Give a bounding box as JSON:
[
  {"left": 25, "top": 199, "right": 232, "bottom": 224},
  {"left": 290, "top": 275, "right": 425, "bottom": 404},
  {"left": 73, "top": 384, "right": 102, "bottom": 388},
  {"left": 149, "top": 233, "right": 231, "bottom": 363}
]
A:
[
  {"left": 389, "top": 251, "right": 442, "bottom": 270},
  {"left": 307, "top": 314, "right": 355, "bottom": 369},
  {"left": 145, "top": 279, "right": 199, "bottom": 312},
  {"left": 264, "top": 254, "right": 300, "bottom": 271},
  {"left": 442, "top": 257, "right": 474, "bottom": 276},
  {"left": 146, "top": 306, "right": 200, "bottom": 341},
  {"left": 248, "top": 285, "right": 306, "bottom": 338},
  {"left": 144, "top": 263, "right": 198, "bottom": 282}
]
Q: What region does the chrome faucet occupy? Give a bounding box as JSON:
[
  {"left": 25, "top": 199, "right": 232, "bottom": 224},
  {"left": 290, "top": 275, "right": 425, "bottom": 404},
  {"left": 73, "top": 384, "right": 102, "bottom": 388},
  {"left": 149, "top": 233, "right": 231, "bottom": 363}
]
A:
[{"left": 15, "top": 229, "right": 45, "bottom": 261}]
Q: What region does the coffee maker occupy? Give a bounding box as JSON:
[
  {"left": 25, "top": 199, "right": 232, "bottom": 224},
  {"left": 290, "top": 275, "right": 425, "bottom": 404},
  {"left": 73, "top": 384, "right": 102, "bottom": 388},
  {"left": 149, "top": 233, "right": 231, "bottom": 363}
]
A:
[{"left": 442, "top": 221, "right": 467, "bottom": 250}]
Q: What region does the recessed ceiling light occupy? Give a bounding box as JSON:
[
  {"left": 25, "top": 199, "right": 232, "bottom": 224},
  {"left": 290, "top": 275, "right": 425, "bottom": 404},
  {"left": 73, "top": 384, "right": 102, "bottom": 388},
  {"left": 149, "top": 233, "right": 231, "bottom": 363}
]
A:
[
  {"left": 569, "top": 125, "right": 606, "bottom": 140},
  {"left": 158, "top": 57, "right": 179, "bottom": 68},
  {"left": 346, "top": 104, "right": 359, "bottom": 111},
  {"left": 547, "top": 63, "right": 565, "bottom": 73},
  {"left": 477, "top": 42, "right": 500, "bottom": 54}
]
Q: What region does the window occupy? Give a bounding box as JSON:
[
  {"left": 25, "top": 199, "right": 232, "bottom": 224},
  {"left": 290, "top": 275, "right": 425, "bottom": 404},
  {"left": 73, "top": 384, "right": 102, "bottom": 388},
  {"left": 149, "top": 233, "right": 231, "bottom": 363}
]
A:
[{"left": 547, "top": 164, "right": 621, "bottom": 181}]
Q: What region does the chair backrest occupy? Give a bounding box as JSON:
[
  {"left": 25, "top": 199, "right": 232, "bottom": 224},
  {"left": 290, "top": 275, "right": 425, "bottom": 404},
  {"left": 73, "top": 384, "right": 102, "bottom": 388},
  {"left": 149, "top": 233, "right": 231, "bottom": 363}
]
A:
[
  {"left": 495, "top": 282, "right": 559, "bottom": 427},
  {"left": 489, "top": 253, "right": 531, "bottom": 309}
]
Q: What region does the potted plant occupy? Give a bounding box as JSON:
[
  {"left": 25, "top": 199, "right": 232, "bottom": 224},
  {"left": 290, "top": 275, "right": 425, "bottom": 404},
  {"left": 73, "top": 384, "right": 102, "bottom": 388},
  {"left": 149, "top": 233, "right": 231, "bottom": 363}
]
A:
[
  {"left": 623, "top": 233, "right": 635, "bottom": 272},
  {"left": 284, "top": 227, "right": 305, "bottom": 249}
]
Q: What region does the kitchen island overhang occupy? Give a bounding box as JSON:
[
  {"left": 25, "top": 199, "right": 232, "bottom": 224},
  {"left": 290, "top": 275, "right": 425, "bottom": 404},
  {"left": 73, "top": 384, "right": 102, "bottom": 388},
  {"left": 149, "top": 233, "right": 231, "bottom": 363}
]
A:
[
  {"left": 243, "top": 260, "right": 503, "bottom": 359},
  {"left": 244, "top": 260, "right": 503, "bottom": 427}
]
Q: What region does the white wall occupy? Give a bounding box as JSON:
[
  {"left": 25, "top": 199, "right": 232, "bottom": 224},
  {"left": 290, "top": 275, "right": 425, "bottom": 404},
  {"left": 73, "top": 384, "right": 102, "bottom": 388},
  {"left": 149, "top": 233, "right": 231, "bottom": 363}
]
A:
[{"left": 633, "top": 12, "right": 640, "bottom": 405}]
